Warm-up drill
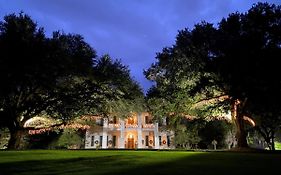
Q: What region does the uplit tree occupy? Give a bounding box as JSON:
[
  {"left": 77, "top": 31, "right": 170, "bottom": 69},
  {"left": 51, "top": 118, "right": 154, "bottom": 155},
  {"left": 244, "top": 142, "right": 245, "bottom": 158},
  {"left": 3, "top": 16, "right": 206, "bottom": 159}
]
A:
[
  {"left": 93, "top": 55, "right": 145, "bottom": 117},
  {"left": 145, "top": 3, "right": 281, "bottom": 148}
]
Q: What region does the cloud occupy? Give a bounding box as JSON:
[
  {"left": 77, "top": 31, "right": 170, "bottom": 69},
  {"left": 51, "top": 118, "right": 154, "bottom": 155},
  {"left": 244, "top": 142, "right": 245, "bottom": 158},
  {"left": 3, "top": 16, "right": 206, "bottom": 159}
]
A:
[{"left": 1, "top": 0, "right": 280, "bottom": 92}]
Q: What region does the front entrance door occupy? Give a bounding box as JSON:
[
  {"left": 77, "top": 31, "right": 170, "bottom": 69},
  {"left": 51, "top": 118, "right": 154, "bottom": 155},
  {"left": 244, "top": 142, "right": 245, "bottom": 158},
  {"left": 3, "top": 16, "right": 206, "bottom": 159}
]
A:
[{"left": 127, "top": 138, "right": 134, "bottom": 149}]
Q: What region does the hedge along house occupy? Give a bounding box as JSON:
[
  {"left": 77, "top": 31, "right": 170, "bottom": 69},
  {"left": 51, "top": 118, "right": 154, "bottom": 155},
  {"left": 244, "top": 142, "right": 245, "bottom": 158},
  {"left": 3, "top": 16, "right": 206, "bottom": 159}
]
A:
[{"left": 85, "top": 112, "right": 174, "bottom": 149}]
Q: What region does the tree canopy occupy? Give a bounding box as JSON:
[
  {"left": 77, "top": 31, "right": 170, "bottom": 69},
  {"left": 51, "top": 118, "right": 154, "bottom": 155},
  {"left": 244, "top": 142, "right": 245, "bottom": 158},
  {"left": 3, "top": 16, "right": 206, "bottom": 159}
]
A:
[
  {"left": 145, "top": 2, "right": 281, "bottom": 148},
  {"left": 0, "top": 13, "right": 144, "bottom": 149}
]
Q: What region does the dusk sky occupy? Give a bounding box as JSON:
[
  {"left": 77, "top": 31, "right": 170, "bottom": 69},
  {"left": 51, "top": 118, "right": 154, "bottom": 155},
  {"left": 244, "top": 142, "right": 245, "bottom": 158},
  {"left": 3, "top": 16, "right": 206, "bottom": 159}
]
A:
[{"left": 1, "top": 0, "right": 280, "bottom": 92}]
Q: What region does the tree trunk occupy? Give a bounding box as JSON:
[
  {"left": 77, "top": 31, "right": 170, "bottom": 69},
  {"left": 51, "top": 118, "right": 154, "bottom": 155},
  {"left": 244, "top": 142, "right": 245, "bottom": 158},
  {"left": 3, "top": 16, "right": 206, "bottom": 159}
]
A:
[
  {"left": 265, "top": 138, "right": 271, "bottom": 150},
  {"left": 256, "top": 126, "right": 274, "bottom": 150},
  {"left": 231, "top": 99, "right": 248, "bottom": 148},
  {"left": 271, "top": 140, "right": 275, "bottom": 151},
  {"left": 270, "top": 131, "right": 275, "bottom": 151},
  {"left": 235, "top": 114, "right": 248, "bottom": 148},
  {"left": 7, "top": 128, "right": 25, "bottom": 150}
]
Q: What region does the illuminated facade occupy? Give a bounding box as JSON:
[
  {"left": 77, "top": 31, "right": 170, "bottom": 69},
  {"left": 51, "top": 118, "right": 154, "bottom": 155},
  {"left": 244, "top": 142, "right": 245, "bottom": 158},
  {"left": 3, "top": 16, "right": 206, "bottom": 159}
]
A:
[{"left": 85, "top": 113, "right": 174, "bottom": 149}]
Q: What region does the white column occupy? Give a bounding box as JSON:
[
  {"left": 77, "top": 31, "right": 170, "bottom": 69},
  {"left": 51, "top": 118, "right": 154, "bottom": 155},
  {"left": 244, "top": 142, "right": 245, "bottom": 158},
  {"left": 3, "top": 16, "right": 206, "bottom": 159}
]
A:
[
  {"left": 102, "top": 130, "right": 107, "bottom": 149},
  {"left": 119, "top": 119, "right": 125, "bottom": 148},
  {"left": 163, "top": 117, "right": 167, "bottom": 125},
  {"left": 101, "top": 117, "right": 108, "bottom": 149},
  {"left": 108, "top": 135, "right": 113, "bottom": 148},
  {"left": 154, "top": 122, "right": 160, "bottom": 149},
  {"left": 103, "top": 118, "right": 108, "bottom": 128},
  {"left": 137, "top": 113, "right": 142, "bottom": 149},
  {"left": 85, "top": 130, "right": 90, "bottom": 148}
]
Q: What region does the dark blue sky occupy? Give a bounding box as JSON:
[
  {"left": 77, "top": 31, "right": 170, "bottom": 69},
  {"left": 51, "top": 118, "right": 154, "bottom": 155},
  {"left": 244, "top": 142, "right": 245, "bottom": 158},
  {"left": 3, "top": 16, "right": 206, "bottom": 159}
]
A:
[{"left": 1, "top": 0, "right": 280, "bottom": 92}]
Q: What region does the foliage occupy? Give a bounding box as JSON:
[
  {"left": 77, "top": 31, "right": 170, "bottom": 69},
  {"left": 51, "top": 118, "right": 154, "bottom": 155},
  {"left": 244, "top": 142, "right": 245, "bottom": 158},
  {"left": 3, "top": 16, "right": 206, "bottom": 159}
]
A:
[
  {"left": 0, "top": 12, "right": 96, "bottom": 149},
  {"left": 275, "top": 141, "right": 281, "bottom": 150},
  {"left": 0, "top": 12, "right": 144, "bottom": 149},
  {"left": 145, "top": 2, "right": 281, "bottom": 148},
  {"left": 247, "top": 129, "right": 267, "bottom": 149},
  {"left": 174, "top": 118, "right": 232, "bottom": 149},
  {"left": 253, "top": 113, "right": 281, "bottom": 150},
  {"left": 52, "top": 129, "right": 85, "bottom": 149},
  {"left": 198, "top": 119, "right": 233, "bottom": 149},
  {"left": 93, "top": 55, "right": 145, "bottom": 117},
  {"left": 174, "top": 118, "right": 204, "bottom": 149},
  {"left": 0, "top": 128, "right": 10, "bottom": 149},
  {"left": 27, "top": 130, "right": 60, "bottom": 149}
]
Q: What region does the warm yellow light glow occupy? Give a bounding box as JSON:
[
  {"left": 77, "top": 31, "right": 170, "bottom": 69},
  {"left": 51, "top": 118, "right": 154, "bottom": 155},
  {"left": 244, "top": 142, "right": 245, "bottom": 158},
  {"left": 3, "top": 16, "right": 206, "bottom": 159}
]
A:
[
  {"left": 225, "top": 111, "right": 231, "bottom": 120},
  {"left": 129, "top": 134, "right": 134, "bottom": 139}
]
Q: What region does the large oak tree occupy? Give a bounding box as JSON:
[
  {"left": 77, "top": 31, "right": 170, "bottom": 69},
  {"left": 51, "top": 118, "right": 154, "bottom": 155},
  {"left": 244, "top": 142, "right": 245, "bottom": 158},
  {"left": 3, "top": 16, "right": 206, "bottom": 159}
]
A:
[
  {"left": 145, "top": 3, "right": 281, "bottom": 148},
  {"left": 0, "top": 13, "right": 144, "bottom": 149},
  {"left": 0, "top": 13, "right": 96, "bottom": 149}
]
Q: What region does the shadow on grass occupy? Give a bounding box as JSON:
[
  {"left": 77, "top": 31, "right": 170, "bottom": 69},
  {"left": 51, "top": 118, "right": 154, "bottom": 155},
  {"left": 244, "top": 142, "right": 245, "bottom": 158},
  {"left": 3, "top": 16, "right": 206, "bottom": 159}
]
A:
[
  {"left": 0, "top": 151, "right": 280, "bottom": 175},
  {"left": 115, "top": 152, "right": 281, "bottom": 175},
  {"left": 0, "top": 155, "right": 139, "bottom": 175}
]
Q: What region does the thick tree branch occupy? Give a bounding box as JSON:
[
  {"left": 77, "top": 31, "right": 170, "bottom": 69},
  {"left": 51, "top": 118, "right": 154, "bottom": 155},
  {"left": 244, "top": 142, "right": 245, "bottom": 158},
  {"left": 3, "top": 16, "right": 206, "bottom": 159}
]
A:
[
  {"left": 192, "top": 94, "right": 230, "bottom": 109},
  {"left": 243, "top": 116, "right": 255, "bottom": 127},
  {"left": 24, "top": 121, "right": 65, "bottom": 130}
]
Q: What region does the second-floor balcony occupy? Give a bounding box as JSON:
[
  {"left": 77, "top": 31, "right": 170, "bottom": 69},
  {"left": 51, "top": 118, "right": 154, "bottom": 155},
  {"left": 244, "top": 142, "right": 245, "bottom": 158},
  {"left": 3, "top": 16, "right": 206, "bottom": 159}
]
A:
[
  {"left": 108, "top": 123, "right": 120, "bottom": 128},
  {"left": 125, "top": 124, "right": 138, "bottom": 128},
  {"left": 104, "top": 115, "right": 158, "bottom": 130},
  {"left": 142, "top": 124, "right": 155, "bottom": 129},
  {"left": 106, "top": 123, "right": 156, "bottom": 129}
]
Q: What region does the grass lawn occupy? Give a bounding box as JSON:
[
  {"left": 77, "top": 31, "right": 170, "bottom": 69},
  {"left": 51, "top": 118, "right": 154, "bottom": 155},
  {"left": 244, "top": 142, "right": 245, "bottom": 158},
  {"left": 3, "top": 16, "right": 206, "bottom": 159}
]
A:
[{"left": 0, "top": 150, "right": 280, "bottom": 175}]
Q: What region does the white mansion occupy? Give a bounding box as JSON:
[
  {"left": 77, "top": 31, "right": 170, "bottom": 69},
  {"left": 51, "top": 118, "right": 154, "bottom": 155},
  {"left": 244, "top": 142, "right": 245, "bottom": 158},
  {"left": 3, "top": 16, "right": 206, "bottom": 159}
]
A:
[{"left": 85, "top": 112, "right": 174, "bottom": 149}]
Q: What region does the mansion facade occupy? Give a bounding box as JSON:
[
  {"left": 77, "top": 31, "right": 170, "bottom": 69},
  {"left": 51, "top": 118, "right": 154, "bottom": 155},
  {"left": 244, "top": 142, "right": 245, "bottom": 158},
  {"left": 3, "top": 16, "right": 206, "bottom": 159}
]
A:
[{"left": 85, "top": 113, "right": 174, "bottom": 149}]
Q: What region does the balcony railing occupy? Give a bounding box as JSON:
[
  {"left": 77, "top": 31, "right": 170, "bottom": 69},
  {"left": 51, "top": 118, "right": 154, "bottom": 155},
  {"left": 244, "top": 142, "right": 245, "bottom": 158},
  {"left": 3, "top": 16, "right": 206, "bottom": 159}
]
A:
[
  {"left": 107, "top": 123, "right": 155, "bottom": 129},
  {"left": 125, "top": 124, "right": 138, "bottom": 128},
  {"left": 143, "top": 124, "right": 155, "bottom": 128},
  {"left": 108, "top": 123, "right": 120, "bottom": 128}
]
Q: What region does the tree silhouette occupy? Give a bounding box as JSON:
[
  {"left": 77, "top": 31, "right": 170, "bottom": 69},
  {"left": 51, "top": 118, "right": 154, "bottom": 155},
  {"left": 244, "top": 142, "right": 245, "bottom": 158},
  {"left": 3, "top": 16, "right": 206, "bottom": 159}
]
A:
[
  {"left": 0, "top": 13, "right": 96, "bottom": 149},
  {"left": 0, "top": 13, "right": 144, "bottom": 149}
]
